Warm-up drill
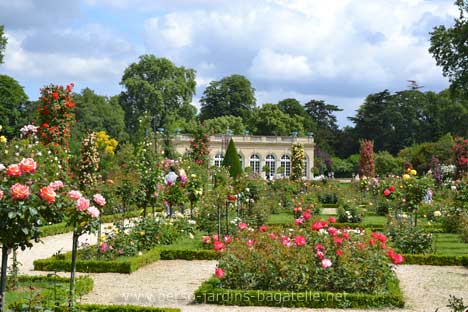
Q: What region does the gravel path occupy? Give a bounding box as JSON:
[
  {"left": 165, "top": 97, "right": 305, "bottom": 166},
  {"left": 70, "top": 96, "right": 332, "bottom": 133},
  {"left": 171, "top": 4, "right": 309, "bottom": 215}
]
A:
[{"left": 14, "top": 231, "right": 468, "bottom": 312}]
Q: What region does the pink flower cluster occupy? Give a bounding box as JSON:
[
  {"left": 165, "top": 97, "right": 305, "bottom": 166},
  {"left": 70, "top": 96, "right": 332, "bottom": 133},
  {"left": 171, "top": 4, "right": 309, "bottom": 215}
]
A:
[
  {"left": 6, "top": 158, "right": 37, "bottom": 177},
  {"left": 67, "top": 190, "right": 103, "bottom": 218}
]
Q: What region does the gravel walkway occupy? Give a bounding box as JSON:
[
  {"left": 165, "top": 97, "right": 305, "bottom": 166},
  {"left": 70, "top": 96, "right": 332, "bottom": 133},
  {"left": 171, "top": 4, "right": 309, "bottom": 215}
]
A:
[{"left": 14, "top": 231, "right": 468, "bottom": 312}]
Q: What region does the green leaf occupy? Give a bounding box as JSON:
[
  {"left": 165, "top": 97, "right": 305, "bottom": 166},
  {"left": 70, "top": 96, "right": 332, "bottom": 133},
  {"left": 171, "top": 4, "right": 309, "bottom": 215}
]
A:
[
  {"left": 8, "top": 211, "right": 16, "bottom": 219},
  {"left": 22, "top": 228, "right": 29, "bottom": 235}
]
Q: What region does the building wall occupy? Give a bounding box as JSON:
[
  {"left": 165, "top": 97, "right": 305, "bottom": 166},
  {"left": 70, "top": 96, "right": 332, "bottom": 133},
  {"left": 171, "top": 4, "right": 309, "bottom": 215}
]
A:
[{"left": 174, "top": 135, "right": 315, "bottom": 179}]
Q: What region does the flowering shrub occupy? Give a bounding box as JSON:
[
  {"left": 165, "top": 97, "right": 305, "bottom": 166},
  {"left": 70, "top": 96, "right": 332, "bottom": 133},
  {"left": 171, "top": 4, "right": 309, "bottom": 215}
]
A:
[
  {"left": 452, "top": 137, "right": 468, "bottom": 177},
  {"left": 386, "top": 219, "right": 433, "bottom": 254},
  {"left": 359, "top": 139, "right": 375, "bottom": 178},
  {"left": 290, "top": 143, "right": 305, "bottom": 181},
  {"left": 214, "top": 218, "right": 403, "bottom": 294},
  {"left": 337, "top": 203, "right": 363, "bottom": 223},
  {"left": 188, "top": 126, "right": 210, "bottom": 166}
]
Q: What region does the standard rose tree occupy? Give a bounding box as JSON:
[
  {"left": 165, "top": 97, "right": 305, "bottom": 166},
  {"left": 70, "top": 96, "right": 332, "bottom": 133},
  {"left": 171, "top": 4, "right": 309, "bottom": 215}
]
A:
[{"left": 0, "top": 158, "right": 65, "bottom": 311}]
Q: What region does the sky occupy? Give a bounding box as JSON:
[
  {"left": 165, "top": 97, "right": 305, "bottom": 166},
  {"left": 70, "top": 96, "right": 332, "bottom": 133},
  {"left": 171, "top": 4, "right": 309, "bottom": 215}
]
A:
[{"left": 0, "top": 0, "right": 457, "bottom": 127}]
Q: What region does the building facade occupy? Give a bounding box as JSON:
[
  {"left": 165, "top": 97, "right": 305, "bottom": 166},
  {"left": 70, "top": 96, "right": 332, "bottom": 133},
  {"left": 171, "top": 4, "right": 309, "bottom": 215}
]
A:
[{"left": 174, "top": 134, "right": 315, "bottom": 179}]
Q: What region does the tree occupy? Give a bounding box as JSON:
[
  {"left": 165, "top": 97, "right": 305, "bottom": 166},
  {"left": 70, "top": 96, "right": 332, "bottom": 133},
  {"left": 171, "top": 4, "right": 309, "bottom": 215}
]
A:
[
  {"left": 222, "top": 138, "right": 242, "bottom": 178},
  {"left": 277, "top": 98, "right": 315, "bottom": 132},
  {"left": 0, "top": 26, "right": 6, "bottom": 65},
  {"left": 429, "top": 0, "right": 468, "bottom": 93},
  {"left": 203, "top": 115, "right": 246, "bottom": 135},
  {"left": 0, "top": 75, "right": 28, "bottom": 137},
  {"left": 119, "top": 55, "right": 196, "bottom": 138},
  {"left": 199, "top": 75, "right": 256, "bottom": 122},
  {"left": 249, "top": 104, "right": 304, "bottom": 136},
  {"left": 359, "top": 139, "right": 375, "bottom": 177},
  {"left": 304, "top": 99, "right": 342, "bottom": 152},
  {"left": 74, "top": 88, "right": 127, "bottom": 141}
]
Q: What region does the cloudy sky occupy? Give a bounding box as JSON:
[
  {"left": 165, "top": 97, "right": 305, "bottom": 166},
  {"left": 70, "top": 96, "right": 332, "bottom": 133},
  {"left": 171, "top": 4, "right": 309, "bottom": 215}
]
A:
[{"left": 0, "top": 0, "right": 457, "bottom": 126}]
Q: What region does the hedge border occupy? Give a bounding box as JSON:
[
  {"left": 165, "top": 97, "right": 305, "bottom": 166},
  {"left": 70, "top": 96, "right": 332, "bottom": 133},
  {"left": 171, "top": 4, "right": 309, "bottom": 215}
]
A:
[
  {"left": 78, "top": 304, "right": 180, "bottom": 312},
  {"left": 15, "top": 275, "right": 94, "bottom": 295},
  {"left": 402, "top": 254, "right": 468, "bottom": 266},
  {"left": 33, "top": 248, "right": 161, "bottom": 273},
  {"left": 194, "top": 276, "right": 404, "bottom": 308},
  {"left": 159, "top": 249, "right": 218, "bottom": 260}
]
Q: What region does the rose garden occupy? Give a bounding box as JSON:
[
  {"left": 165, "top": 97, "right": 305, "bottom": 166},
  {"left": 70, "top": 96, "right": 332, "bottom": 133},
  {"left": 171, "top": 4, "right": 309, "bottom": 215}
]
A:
[{"left": 0, "top": 81, "right": 467, "bottom": 312}]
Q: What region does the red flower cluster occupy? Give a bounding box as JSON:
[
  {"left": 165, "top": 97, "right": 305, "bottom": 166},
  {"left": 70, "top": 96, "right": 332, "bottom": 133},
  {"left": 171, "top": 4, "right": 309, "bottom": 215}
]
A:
[
  {"left": 383, "top": 185, "right": 396, "bottom": 197},
  {"left": 36, "top": 83, "right": 76, "bottom": 150}
]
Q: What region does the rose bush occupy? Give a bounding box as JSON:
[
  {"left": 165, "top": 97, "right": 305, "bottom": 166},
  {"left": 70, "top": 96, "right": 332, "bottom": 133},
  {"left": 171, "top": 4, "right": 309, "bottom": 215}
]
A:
[{"left": 213, "top": 216, "right": 403, "bottom": 294}]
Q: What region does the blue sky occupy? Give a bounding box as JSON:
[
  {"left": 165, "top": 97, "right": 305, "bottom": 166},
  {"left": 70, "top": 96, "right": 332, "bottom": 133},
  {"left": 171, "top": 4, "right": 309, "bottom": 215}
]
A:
[{"left": 0, "top": 0, "right": 456, "bottom": 127}]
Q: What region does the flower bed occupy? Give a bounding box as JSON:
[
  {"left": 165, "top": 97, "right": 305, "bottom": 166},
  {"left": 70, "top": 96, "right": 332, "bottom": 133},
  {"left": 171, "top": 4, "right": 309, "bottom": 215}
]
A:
[
  {"left": 78, "top": 305, "right": 180, "bottom": 312},
  {"left": 197, "top": 215, "right": 405, "bottom": 308}
]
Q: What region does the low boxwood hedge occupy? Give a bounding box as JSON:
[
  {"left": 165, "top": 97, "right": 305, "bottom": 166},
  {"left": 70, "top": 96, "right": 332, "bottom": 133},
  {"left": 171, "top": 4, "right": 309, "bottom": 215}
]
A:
[
  {"left": 16, "top": 275, "right": 94, "bottom": 295},
  {"left": 159, "top": 249, "right": 218, "bottom": 260},
  {"left": 78, "top": 304, "right": 179, "bottom": 312},
  {"left": 194, "top": 276, "right": 404, "bottom": 308},
  {"left": 33, "top": 248, "right": 161, "bottom": 273},
  {"left": 402, "top": 254, "right": 468, "bottom": 266}
]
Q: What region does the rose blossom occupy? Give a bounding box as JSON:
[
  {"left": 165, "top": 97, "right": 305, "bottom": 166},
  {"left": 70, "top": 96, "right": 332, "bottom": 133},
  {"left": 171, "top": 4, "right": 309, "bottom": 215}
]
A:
[
  {"left": 19, "top": 158, "right": 37, "bottom": 174},
  {"left": 295, "top": 235, "right": 306, "bottom": 247},
  {"left": 6, "top": 164, "right": 22, "bottom": 177},
  {"left": 213, "top": 240, "right": 225, "bottom": 251},
  {"left": 39, "top": 186, "right": 56, "bottom": 204},
  {"left": 224, "top": 235, "right": 232, "bottom": 244},
  {"left": 383, "top": 189, "right": 391, "bottom": 196},
  {"left": 215, "top": 267, "right": 225, "bottom": 279},
  {"left": 321, "top": 258, "right": 333, "bottom": 268},
  {"left": 76, "top": 197, "right": 90, "bottom": 212},
  {"left": 247, "top": 239, "right": 254, "bottom": 248},
  {"left": 49, "top": 180, "right": 64, "bottom": 190},
  {"left": 295, "top": 218, "right": 304, "bottom": 225},
  {"left": 328, "top": 216, "right": 336, "bottom": 223},
  {"left": 258, "top": 224, "right": 267, "bottom": 232},
  {"left": 302, "top": 211, "right": 311, "bottom": 220},
  {"left": 87, "top": 206, "right": 100, "bottom": 218},
  {"left": 93, "top": 193, "right": 106, "bottom": 206},
  {"left": 68, "top": 190, "right": 82, "bottom": 201},
  {"left": 10, "top": 183, "right": 30, "bottom": 200},
  {"left": 281, "top": 236, "right": 291, "bottom": 247},
  {"left": 327, "top": 227, "right": 338, "bottom": 236},
  {"left": 0, "top": 164, "right": 5, "bottom": 171},
  {"left": 0, "top": 190, "right": 3, "bottom": 200},
  {"left": 238, "top": 222, "right": 247, "bottom": 230},
  {"left": 202, "top": 236, "right": 211, "bottom": 244},
  {"left": 100, "top": 242, "right": 108, "bottom": 253}
]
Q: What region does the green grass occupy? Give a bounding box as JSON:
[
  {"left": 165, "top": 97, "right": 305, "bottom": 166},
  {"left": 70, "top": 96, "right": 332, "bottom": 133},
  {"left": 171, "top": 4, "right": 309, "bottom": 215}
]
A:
[
  {"left": 267, "top": 212, "right": 387, "bottom": 225},
  {"left": 433, "top": 233, "right": 468, "bottom": 256}
]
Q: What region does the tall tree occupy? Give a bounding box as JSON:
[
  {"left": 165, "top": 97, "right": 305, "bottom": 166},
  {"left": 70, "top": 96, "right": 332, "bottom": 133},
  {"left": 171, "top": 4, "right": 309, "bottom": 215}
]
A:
[
  {"left": 119, "top": 55, "right": 196, "bottom": 138},
  {"left": 304, "top": 99, "right": 342, "bottom": 152},
  {"left": 429, "top": 0, "right": 468, "bottom": 93},
  {"left": 0, "top": 75, "right": 28, "bottom": 137},
  {"left": 74, "top": 88, "right": 127, "bottom": 141},
  {"left": 203, "top": 115, "right": 246, "bottom": 135},
  {"left": 199, "top": 74, "right": 256, "bottom": 122},
  {"left": 277, "top": 98, "right": 315, "bottom": 132},
  {"left": 249, "top": 104, "right": 304, "bottom": 136},
  {"left": 0, "top": 25, "right": 7, "bottom": 64}
]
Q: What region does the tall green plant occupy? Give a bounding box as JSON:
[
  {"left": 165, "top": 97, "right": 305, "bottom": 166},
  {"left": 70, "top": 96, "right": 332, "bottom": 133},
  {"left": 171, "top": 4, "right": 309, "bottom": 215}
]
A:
[
  {"left": 291, "top": 143, "right": 305, "bottom": 181},
  {"left": 222, "top": 139, "right": 242, "bottom": 178}
]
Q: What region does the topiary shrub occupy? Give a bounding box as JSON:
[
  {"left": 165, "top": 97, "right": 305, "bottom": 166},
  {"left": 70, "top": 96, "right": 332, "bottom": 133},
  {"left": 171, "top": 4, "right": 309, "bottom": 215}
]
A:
[
  {"left": 222, "top": 138, "right": 242, "bottom": 178},
  {"left": 387, "top": 223, "right": 433, "bottom": 254}
]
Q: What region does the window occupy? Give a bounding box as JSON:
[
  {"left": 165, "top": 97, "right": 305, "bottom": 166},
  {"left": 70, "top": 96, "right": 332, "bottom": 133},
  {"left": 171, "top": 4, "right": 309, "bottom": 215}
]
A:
[
  {"left": 304, "top": 156, "right": 309, "bottom": 178},
  {"left": 265, "top": 154, "right": 276, "bottom": 177},
  {"left": 239, "top": 154, "right": 243, "bottom": 168},
  {"left": 250, "top": 154, "right": 261, "bottom": 173},
  {"left": 214, "top": 153, "right": 224, "bottom": 167},
  {"left": 281, "top": 155, "right": 291, "bottom": 177}
]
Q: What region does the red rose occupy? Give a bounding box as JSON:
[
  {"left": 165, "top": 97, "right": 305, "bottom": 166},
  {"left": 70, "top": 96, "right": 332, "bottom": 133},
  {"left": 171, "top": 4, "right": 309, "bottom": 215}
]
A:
[
  {"left": 388, "top": 185, "right": 395, "bottom": 192},
  {"left": 52, "top": 92, "right": 59, "bottom": 100},
  {"left": 213, "top": 240, "right": 224, "bottom": 251},
  {"left": 6, "top": 164, "right": 22, "bottom": 177},
  {"left": 383, "top": 189, "right": 391, "bottom": 196},
  {"left": 19, "top": 158, "right": 37, "bottom": 174},
  {"left": 39, "top": 186, "right": 56, "bottom": 204},
  {"left": 215, "top": 267, "right": 224, "bottom": 279}
]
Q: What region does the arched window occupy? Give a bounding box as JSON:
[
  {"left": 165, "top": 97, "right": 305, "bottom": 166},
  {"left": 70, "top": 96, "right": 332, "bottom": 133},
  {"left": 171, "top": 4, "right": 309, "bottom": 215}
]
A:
[
  {"left": 304, "top": 156, "right": 309, "bottom": 178},
  {"left": 281, "top": 155, "right": 291, "bottom": 177},
  {"left": 250, "top": 154, "right": 261, "bottom": 173},
  {"left": 214, "top": 153, "right": 224, "bottom": 167},
  {"left": 265, "top": 154, "right": 276, "bottom": 177}
]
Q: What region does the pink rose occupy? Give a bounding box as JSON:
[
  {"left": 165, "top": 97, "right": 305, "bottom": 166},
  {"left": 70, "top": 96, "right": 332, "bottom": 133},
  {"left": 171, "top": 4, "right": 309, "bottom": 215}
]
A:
[
  {"left": 258, "top": 224, "right": 267, "bottom": 232},
  {"left": 327, "top": 227, "right": 338, "bottom": 236},
  {"left": 0, "top": 190, "right": 3, "bottom": 200},
  {"left": 247, "top": 240, "right": 254, "bottom": 248},
  {"left": 213, "top": 240, "right": 225, "bottom": 251},
  {"left": 0, "top": 164, "right": 5, "bottom": 171},
  {"left": 202, "top": 236, "right": 211, "bottom": 244},
  {"left": 321, "top": 258, "right": 332, "bottom": 268},
  {"left": 281, "top": 236, "right": 291, "bottom": 247},
  {"left": 6, "top": 164, "right": 22, "bottom": 177},
  {"left": 371, "top": 232, "right": 388, "bottom": 243},
  {"left": 316, "top": 250, "right": 325, "bottom": 259},
  {"left": 295, "top": 218, "right": 304, "bottom": 225},
  {"left": 311, "top": 221, "right": 325, "bottom": 231},
  {"left": 100, "top": 242, "right": 108, "bottom": 253},
  {"left": 93, "top": 193, "right": 106, "bottom": 206},
  {"left": 238, "top": 222, "right": 247, "bottom": 230},
  {"left": 87, "top": 206, "right": 100, "bottom": 218},
  {"left": 295, "top": 235, "right": 306, "bottom": 247},
  {"left": 10, "top": 183, "right": 30, "bottom": 200},
  {"left": 68, "top": 190, "right": 82, "bottom": 201},
  {"left": 215, "top": 267, "right": 225, "bottom": 279},
  {"left": 39, "top": 186, "right": 56, "bottom": 204},
  {"left": 224, "top": 235, "right": 232, "bottom": 244},
  {"left": 49, "top": 180, "right": 64, "bottom": 190},
  {"left": 328, "top": 216, "right": 337, "bottom": 223},
  {"left": 76, "top": 197, "right": 90, "bottom": 212},
  {"left": 302, "top": 211, "right": 311, "bottom": 220},
  {"left": 19, "top": 158, "right": 37, "bottom": 174}
]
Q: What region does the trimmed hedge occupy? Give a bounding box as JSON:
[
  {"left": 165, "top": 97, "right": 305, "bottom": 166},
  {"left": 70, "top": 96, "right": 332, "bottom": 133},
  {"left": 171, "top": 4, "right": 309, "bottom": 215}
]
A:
[
  {"left": 39, "top": 209, "right": 144, "bottom": 237},
  {"left": 159, "top": 249, "right": 218, "bottom": 260},
  {"left": 34, "top": 248, "right": 161, "bottom": 273},
  {"left": 402, "top": 254, "right": 468, "bottom": 266},
  {"left": 321, "top": 204, "right": 340, "bottom": 208},
  {"left": 16, "top": 275, "right": 94, "bottom": 295},
  {"left": 194, "top": 276, "right": 404, "bottom": 308},
  {"left": 78, "top": 304, "right": 179, "bottom": 312}
]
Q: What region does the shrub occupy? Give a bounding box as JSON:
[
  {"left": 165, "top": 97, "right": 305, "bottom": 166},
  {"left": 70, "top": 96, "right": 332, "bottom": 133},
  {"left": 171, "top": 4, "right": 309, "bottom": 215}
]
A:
[
  {"left": 337, "top": 204, "right": 363, "bottom": 223},
  {"left": 222, "top": 138, "right": 242, "bottom": 178},
  {"left": 375, "top": 200, "right": 390, "bottom": 216},
  {"left": 387, "top": 223, "right": 433, "bottom": 254},
  {"left": 317, "top": 193, "right": 338, "bottom": 204}
]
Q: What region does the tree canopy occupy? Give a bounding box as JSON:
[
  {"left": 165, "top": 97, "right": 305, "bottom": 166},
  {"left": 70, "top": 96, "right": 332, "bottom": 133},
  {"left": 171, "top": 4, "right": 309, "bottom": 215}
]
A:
[
  {"left": 0, "top": 75, "right": 28, "bottom": 137},
  {"left": 119, "top": 54, "right": 196, "bottom": 139},
  {"left": 249, "top": 104, "right": 304, "bottom": 136},
  {"left": 0, "top": 25, "right": 7, "bottom": 64},
  {"left": 199, "top": 74, "right": 256, "bottom": 122},
  {"left": 203, "top": 115, "right": 246, "bottom": 135}
]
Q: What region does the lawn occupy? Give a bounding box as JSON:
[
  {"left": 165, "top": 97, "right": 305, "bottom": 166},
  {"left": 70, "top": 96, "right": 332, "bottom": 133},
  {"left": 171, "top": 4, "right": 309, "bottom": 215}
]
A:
[{"left": 433, "top": 233, "right": 468, "bottom": 256}]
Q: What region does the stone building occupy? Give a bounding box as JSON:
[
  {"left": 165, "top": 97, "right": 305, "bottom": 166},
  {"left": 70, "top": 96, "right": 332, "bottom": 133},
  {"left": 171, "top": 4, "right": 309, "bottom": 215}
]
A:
[{"left": 174, "top": 134, "right": 315, "bottom": 179}]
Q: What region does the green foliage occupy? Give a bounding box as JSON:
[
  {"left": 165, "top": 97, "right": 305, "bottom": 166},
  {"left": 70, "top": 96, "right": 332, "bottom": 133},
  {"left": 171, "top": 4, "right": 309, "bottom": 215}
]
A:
[
  {"left": 331, "top": 157, "right": 354, "bottom": 177},
  {"left": 79, "top": 305, "right": 180, "bottom": 312},
  {"left": 119, "top": 54, "right": 196, "bottom": 140},
  {"left": 304, "top": 99, "right": 342, "bottom": 152},
  {"left": 387, "top": 223, "right": 433, "bottom": 254},
  {"left": 249, "top": 104, "right": 304, "bottom": 136},
  {"left": 429, "top": 1, "right": 468, "bottom": 93},
  {"left": 188, "top": 126, "right": 210, "bottom": 167},
  {"left": 0, "top": 25, "right": 6, "bottom": 64},
  {"left": 402, "top": 254, "right": 468, "bottom": 266},
  {"left": 199, "top": 74, "right": 255, "bottom": 122},
  {"left": 74, "top": 89, "right": 127, "bottom": 141},
  {"left": 203, "top": 115, "right": 246, "bottom": 135},
  {"left": 0, "top": 75, "right": 28, "bottom": 137},
  {"left": 375, "top": 151, "right": 402, "bottom": 176},
  {"left": 194, "top": 277, "right": 404, "bottom": 308},
  {"left": 290, "top": 143, "right": 305, "bottom": 181},
  {"left": 317, "top": 193, "right": 339, "bottom": 205},
  {"left": 337, "top": 204, "right": 363, "bottom": 223},
  {"left": 159, "top": 249, "right": 218, "bottom": 260},
  {"left": 222, "top": 139, "right": 243, "bottom": 178}
]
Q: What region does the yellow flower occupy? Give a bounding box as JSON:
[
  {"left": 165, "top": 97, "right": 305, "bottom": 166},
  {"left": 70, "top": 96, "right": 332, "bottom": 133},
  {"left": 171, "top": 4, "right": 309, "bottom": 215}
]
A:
[
  {"left": 0, "top": 136, "right": 7, "bottom": 144},
  {"left": 403, "top": 174, "right": 411, "bottom": 180},
  {"left": 140, "top": 231, "right": 145, "bottom": 236},
  {"left": 410, "top": 169, "right": 417, "bottom": 176}
]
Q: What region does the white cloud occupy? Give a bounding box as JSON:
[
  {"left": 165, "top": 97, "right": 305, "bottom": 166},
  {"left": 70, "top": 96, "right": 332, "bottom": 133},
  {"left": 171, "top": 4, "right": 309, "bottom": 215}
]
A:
[{"left": 249, "top": 49, "right": 312, "bottom": 81}]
